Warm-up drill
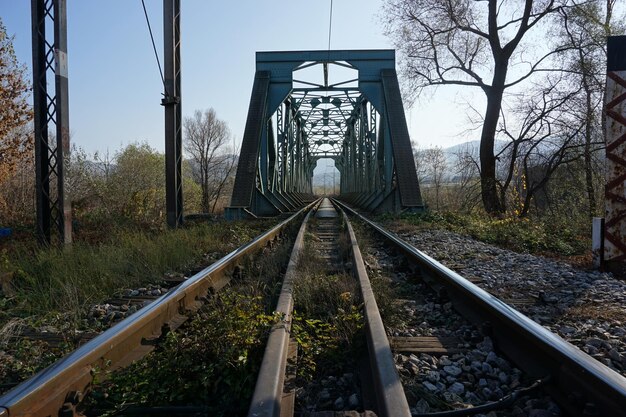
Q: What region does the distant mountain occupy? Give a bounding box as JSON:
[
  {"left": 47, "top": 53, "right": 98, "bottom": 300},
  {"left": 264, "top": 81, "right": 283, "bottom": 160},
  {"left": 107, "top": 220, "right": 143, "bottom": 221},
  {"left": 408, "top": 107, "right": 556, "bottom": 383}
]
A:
[
  {"left": 443, "top": 140, "right": 481, "bottom": 155},
  {"left": 442, "top": 139, "right": 508, "bottom": 159}
]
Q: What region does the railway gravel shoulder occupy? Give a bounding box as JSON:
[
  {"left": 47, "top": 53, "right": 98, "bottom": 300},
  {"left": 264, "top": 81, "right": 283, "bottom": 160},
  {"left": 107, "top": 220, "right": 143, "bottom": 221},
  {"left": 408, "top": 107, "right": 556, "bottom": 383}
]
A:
[
  {"left": 355, "top": 225, "right": 559, "bottom": 416},
  {"left": 386, "top": 226, "right": 626, "bottom": 378},
  {"left": 334, "top": 201, "right": 626, "bottom": 417}
]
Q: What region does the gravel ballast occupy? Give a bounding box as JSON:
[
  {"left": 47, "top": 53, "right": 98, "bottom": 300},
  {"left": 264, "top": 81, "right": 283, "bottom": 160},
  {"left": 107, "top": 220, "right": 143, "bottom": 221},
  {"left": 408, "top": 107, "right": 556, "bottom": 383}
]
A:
[
  {"left": 356, "top": 219, "right": 626, "bottom": 417},
  {"left": 388, "top": 226, "right": 626, "bottom": 378}
]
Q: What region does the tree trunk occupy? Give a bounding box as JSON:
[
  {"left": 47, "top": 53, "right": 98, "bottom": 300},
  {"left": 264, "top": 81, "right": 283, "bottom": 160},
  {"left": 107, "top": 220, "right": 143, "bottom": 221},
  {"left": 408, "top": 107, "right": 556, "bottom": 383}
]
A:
[
  {"left": 583, "top": 87, "right": 596, "bottom": 219},
  {"left": 201, "top": 179, "right": 210, "bottom": 213},
  {"left": 479, "top": 64, "right": 507, "bottom": 215}
]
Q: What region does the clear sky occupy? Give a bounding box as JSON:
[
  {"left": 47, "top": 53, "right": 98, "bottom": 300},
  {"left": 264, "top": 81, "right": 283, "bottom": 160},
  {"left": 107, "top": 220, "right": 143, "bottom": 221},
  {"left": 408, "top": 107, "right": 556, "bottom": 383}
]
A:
[{"left": 0, "top": 1, "right": 473, "bottom": 157}]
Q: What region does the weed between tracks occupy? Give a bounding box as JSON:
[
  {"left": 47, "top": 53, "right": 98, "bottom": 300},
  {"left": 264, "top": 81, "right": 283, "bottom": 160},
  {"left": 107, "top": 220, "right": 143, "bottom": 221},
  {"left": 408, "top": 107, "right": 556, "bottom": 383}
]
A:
[
  {"left": 292, "top": 272, "right": 364, "bottom": 380},
  {"left": 88, "top": 292, "right": 275, "bottom": 416},
  {"left": 290, "top": 227, "right": 366, "bottom": 412},
  {"left": 84, "top": 227, "right": 296, "bottom": 417}
]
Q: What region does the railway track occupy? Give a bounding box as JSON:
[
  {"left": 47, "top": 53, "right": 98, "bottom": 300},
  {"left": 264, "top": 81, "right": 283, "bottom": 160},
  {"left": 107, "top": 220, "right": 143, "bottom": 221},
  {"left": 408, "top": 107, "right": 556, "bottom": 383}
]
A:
[
  {"left": 0, "top": 201, "right": 317, "bottom": 417},
  {"left": 247, "top": 198, "right": 410, "bottom": 417},
  {"left": 2, "top": 198, "right": 626, "bottom": 416},
  {"left": 333, "top": 199, "right": 626, "bottom": 417}
]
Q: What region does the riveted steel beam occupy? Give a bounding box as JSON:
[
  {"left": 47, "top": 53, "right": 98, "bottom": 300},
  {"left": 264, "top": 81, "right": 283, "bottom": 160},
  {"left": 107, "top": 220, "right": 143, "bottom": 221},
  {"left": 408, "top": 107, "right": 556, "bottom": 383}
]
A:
[{"left": 226, "top": 50, "right": 423, "bottom": 218}]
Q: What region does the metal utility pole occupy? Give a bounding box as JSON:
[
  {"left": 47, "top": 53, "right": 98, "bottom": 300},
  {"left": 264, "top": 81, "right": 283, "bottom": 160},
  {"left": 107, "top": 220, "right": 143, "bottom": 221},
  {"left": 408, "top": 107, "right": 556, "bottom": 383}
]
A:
[
  {"left": 162, "top": 0, "right": 183, "bottom": 227},
  {"left": 31, "top": 0, "right": 72, "bottom": 245},
  {"left": 604, "top": 36, "right": 626, "bottom": 276}
]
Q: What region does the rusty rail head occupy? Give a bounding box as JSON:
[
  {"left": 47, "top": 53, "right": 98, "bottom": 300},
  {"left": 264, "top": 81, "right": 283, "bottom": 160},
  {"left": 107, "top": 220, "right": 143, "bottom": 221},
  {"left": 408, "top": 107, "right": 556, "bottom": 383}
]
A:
[
  {"left": 333, "top": 199, "right": 626, "bottom": 417},
  {"left": 247, "top": 204, "right": 317, "bottom": 417},
  {"left": 336, "top": 201, "right": 412, "bottom": 417},
  {"left": 0, "top": 200, "right": 318, "bottom": 417}
]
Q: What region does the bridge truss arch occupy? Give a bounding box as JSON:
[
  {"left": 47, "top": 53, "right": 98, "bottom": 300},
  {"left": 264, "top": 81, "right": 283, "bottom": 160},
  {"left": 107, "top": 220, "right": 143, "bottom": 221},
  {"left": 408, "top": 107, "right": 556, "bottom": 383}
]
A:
[{"left": 226, "top": 50, "right": 424, "bottom": 218}]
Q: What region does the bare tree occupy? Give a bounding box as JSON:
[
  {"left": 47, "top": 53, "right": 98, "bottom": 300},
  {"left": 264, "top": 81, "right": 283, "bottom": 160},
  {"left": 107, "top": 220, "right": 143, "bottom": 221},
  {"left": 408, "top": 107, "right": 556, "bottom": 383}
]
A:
[
  {"left": 557, "top": 1, "right": 623, "bottom": 218},
  {"left": 184, "top": 108, "right": 232, "bottom": 213},
  {"left": 422, "top": 147, "right": 448, "bottom": 210},
  {"left": 497, "top": 77, "right": 591, "bottom": 216},
  {"left": 451, "top": 144, "right": 482, "bottom": 212},
  {"left": 412, "top": 141, "right": 428, "bottom": 184},
  {"left": 209, "top": 150, "right": 238, "bottom": 213},
  {"left": 383, "top": 0, "right": 572, "bottom": 215}
]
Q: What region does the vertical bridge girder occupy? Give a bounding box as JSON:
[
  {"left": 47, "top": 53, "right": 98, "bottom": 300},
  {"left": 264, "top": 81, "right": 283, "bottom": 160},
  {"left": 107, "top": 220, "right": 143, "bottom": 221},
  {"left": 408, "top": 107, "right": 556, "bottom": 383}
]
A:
[{"left": 226, "top": 50, "right": 424, "bottom": 219}]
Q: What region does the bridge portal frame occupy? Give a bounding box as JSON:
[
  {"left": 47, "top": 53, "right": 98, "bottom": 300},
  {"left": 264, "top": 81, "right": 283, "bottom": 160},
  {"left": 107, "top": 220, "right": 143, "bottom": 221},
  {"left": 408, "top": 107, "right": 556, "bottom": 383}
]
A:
[{"left": 226, "top": 49, "right": 423, "bottom": 219}]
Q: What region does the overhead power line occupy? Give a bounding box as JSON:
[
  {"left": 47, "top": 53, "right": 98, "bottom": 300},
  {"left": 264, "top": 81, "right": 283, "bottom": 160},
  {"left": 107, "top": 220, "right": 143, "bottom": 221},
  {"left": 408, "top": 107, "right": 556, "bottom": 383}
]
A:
[
  {"left": 328, "top": 0, "right": 333, "bottom": 50},
  {"left": 140, "top": 0, "right": 168, "bottom": 96}
]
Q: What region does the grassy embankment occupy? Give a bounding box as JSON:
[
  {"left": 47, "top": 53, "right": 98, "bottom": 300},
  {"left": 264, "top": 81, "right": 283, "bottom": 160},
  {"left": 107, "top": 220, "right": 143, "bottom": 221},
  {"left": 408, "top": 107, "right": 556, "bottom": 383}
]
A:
[
  {"left": 0, "top": 220, "right": 277, "bottom": 391},
  {"left": 0, "top": 220, "right": 274, "bottom": 326}
]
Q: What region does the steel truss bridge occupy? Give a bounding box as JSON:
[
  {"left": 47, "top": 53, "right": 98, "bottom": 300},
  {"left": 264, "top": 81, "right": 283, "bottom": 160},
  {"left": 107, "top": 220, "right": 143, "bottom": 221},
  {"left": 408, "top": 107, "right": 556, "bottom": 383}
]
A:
[{"left": 225, "top": 50, "right": 424, "bottom": 219}]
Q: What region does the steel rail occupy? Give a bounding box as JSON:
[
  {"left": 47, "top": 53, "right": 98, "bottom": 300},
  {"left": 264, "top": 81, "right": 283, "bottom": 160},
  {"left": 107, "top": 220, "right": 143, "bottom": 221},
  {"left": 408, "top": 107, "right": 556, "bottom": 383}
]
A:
[
  {"left": 0, "top": 200, "right": 319, "bottom": 417},
  {"left": 247, "top": 203, "right": 316, "bottom": 417},
  {"left": 334, "top": 199, "right": 626, "bottom": 417},
  {"left": 248, "top": 199, "right": 411, "bottom": 417},
  {"left": 337, "top": 203, "right": 412, "bottom": 417}
]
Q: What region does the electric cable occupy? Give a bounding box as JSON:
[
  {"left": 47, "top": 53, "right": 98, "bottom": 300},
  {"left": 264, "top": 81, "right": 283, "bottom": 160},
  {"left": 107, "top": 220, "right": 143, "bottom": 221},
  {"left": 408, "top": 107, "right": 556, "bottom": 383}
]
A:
[
  {"left": 324, "top": 0, "right": 334, "bottom": 87},
  {"left": 328, "top": 0, "right": 334, "bottom": 50},
  {"left": 412, "top": 377, "right": 550, "bottom": 417},
  {"left": 140, "top": 0, "right": 168, "bottom": 96}
]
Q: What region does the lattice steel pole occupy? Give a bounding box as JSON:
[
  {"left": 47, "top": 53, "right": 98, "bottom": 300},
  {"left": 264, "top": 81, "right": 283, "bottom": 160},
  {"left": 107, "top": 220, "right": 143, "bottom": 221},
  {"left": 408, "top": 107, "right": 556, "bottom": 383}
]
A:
[
  {"left": 604, "top": 36, "right": 626, "bottom": 276},
  {"left": 31, "top": 0, "right": 72, "bottom": 245},
  {"left": 163, "top": 0, "right": 183, "bottom": 227}
]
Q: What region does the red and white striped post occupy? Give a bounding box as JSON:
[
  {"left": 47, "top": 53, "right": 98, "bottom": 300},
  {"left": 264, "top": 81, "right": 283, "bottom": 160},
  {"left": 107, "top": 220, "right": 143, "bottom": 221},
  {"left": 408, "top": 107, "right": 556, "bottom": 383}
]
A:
[{"left": 604, "top": 36, "right": 626, "bottom": 277}]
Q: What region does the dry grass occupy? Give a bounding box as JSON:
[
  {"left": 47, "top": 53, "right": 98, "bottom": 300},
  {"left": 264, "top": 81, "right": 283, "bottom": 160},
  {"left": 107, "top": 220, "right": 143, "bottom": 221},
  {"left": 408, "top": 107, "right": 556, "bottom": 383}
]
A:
[
  {"left": 0, "top": 220, "right": 275, "bottom": 327},
  {"left": 562, "top": 303, "right": 626, "bottom": 323},
  {"left": 0, "top": 318, "right": 25, "bottom": 348}
]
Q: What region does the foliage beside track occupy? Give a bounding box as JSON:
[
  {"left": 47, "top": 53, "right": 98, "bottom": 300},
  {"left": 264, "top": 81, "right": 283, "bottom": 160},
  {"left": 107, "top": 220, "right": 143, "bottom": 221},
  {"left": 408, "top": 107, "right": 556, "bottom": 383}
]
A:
[
  {"left": 85, "top": 223, "right": 296, "bottom": 416},
  {"left": 0, "top": 220, "right": 275, "bottom": 394},
  {"left": 383, "top": 211, "right": 589, "bottom": 257},
  {"left": 0, "top": 220, "right": 273, "bottom": 327},
  {"left": 88, "top": 291, "right": 276, "bottom": 416}
]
